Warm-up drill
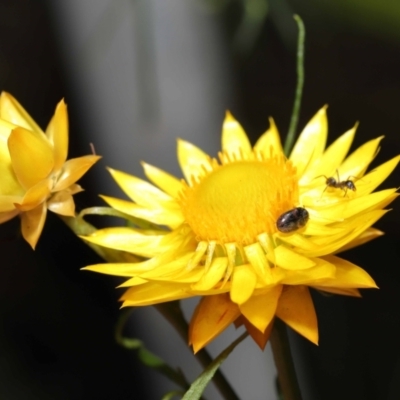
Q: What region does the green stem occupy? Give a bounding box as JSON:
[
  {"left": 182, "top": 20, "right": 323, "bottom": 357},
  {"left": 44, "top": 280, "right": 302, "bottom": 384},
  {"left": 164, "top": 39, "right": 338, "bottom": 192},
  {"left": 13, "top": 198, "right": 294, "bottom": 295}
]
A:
[
  {"left": 283, "top": 14, "right": 306, "bottom": 157},
  {"left": 270, "top": 319, "right": 302, "bottom": 400},
  {"left": 155, "top": 302, "right": 240, "bottom": 400}
]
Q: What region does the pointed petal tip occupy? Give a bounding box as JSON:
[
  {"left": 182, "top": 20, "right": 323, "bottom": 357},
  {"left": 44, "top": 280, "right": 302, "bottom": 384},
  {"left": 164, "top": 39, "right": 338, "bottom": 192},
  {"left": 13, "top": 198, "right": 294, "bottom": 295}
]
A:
[
  {"left": 27, "top": 240, "right": 37, "bottom": 250},
  {"left": 80, "top": 263, "right": 103, "bottom": 272},
  {"left": 0, "top": 92, "right": 11, "bottom": 100},
  {"left": 191, "top": 343, "right": 202, "bottom": 354},
  {"left": 322, "top": 104, "right": 328, "bottom": 111},
  {"left": 225, "top": 110, "right": 233, "bottom": 118}
]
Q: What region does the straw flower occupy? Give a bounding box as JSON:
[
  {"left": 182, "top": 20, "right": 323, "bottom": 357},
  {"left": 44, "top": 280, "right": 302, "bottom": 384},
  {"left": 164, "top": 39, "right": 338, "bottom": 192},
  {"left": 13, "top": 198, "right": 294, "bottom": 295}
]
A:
[
  {"left": 0, "top": 92, "right": 100, "bottom": 248},
  {"left": 83, "top": 107, "right": 399, "bottom": 352}
]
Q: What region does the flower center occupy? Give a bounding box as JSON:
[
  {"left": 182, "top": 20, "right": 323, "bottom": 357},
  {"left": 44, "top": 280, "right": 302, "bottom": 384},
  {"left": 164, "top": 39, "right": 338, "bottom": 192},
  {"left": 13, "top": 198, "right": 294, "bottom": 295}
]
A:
[{"left": 180, "top": 155, "right": 298, "bottom": 245}]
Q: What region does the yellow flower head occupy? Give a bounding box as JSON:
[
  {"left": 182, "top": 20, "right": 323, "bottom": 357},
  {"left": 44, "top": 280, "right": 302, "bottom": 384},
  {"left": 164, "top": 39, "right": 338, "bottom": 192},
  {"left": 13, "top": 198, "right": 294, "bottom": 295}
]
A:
[
  {"left": 83, "top": 108, "right": 399, "bottom": 352},
  {"left": 0, "top": 92, "right": 101, "bottom": 249}
]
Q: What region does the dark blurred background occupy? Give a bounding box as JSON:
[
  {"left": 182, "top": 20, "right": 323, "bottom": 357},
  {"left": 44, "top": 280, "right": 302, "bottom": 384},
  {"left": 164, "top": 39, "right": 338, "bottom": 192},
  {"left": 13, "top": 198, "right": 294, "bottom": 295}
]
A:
[{"left": 0, "top": 0, "right": 399, "bottom": 399}]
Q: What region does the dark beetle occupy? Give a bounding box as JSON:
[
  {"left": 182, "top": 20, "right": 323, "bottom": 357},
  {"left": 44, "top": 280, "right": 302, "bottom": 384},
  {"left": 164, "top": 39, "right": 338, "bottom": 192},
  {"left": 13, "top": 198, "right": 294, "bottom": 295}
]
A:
[{"left": 276, "top": 207, "right": 309, "bottom": 233}]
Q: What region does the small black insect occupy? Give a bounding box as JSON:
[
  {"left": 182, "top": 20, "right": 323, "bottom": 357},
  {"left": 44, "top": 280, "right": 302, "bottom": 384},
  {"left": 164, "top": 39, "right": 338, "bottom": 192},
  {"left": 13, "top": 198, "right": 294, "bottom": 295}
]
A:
[
  {"left": 276, "top": 207, "right": 309, "bottom": 233},
  {"left": 317, "top": 170, "right": 357, "bottom": 196}
]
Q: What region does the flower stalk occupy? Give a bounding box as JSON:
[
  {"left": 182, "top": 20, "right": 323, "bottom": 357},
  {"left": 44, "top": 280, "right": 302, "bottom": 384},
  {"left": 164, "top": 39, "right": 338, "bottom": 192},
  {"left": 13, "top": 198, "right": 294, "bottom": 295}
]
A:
[
  {"left": 284, "top": 15, "right": 306, "bottom": 156},
  {"left": 270, "top": 319, "right": 303, "bottom": 400},
  {"left": 277, "top": 14, "right": 305, "bottom": 400},
  {"left": 155, "top": 302, "right": 240, "bottom": 400}
]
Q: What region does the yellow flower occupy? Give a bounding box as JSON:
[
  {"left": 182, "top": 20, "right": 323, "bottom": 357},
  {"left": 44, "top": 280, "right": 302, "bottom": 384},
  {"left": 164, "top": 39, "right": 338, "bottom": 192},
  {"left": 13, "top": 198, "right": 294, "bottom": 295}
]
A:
[
  {"left": 0, "top": 92, "right": 100, "bottom": 249},
  {"left": 83, "top": 108, "right": 399, "bottom": 352}
]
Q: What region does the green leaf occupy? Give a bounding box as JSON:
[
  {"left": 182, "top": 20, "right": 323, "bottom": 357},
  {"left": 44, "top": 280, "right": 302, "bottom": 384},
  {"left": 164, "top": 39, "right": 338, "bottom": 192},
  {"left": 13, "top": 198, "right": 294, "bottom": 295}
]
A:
[
  {"left": 161, "top": 390, "right": 185, "bottom": 400},
  {"left": 182, "top": 331, "right": 248, "bottom": 400},
  {"left": 115, "top": 311, "right": 189, "bottom": 390}
]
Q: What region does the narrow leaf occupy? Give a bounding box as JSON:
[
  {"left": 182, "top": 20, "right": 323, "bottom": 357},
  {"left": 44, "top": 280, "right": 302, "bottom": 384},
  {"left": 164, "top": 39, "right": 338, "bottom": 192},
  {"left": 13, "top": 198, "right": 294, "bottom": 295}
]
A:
[
  {"left": 115, "top": 311, "right": 190, "bottom": 390},
  {"left": 182, "top": 331, "right": 248, "bottom": 400},
  {"left": 161, "top": 391, "right": 185, "bottom": 400}
]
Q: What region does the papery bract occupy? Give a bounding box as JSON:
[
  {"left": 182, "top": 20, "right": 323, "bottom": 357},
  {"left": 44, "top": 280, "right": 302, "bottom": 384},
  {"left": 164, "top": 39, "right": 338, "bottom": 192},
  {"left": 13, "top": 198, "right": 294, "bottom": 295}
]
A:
[{"left": 0, "top": 92, "right": 100, "bottom": 248}]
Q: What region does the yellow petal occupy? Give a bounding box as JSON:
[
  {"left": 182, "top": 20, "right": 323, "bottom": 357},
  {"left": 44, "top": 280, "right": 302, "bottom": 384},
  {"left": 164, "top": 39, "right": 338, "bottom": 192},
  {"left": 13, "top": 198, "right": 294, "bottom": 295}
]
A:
[
  {"left": 153, "top": 267, "right": 204, "bottom": 284},
  {"left": 239, "top": 285, "right": 282, "bottom": 333},
  {"left": 45, "top": 99, "right": 68, "bottom": 171},
  {"left": 47, "top": 191, "right": 75, "bottom": 216},
  {"left": 244, "top": 242, "right": 272, "bottom": 283},
  {"left": 339, "top": 136, "right": 383, "bottom": 178},
  {"left": 141, "top": 253, "right": 192, "bottom": 279},
  {"left": 290, "top": 107, "right": 327, "bottom": 176},
  {"left": 312, "top": 286, "right": 361, "bottom": 297},
  {"left": 0, "top": 121, "right": 25, "bottom": 197},
  {"left": 243, "top": 317, "right": 273, "bottom": 350},
  {"left": 254, "top": 117, "right": 283, "bottom": 156},
  {"left": 315, "top": 255, "right": 378, "bottom": 289},
  {"left": 140, "top": 259, "right": 203, "bottom": 283},
  {"left": 314, "top": 189, "right": 397, "bottom": 223},
  {"left": 191, "top": 285, "right": 232, "bottom": 296},
  {"left": 276, "top": 286, "right": 319, "bottom": 345},
  {"left": 0, "top": 118, "right": 17, "bottom": 136},
  {"left": 0, "top": 194, "right": 22, "bottom": 213},
  {"left": 106, "top": 167, "right": 173, "bottom": 207},
  {"left": 191, "top": 257, "right": 228, "bottom": 291},
  {"left": 81, "top": 227, "right": 167, "bottom": 257},
  {"left": 303, "top": 221, "right": 345, "bottom": 236},
  {"left": 189, "top": 294, "right": 241, "bottom": 353},
  {"left": 53, "top": 155, "right": 101, "bottom": 191},
  {"left": 279, "top": 258, "right": 336, "bottom": 285},
  {"left": 100, "top": 195, "right": 184, "bottom": 228},
  {"left": 20, "top": 202, "right": 47, "bottom": 249},
  {"left": 230, "top": 265, "right": 257, "bottom": 304},
  {"left": 67, "top": 183, "right": 84, "bottom": 195},
  {"left": 8, "top": 127, "right": 54, "bottom": 189},
  {"left": 278, "top": 232, "right": 321, "bottom": 252},
  {"left": 306, "top": 210, "right": 388, "bottom": 257},
  {"left": 0, "top": 165, "right": 23, "bottom": 198},
  {"left": 337, "top": 228, "right": 383, "bottom": 252},
  {"left": 15, "top": 178, "right": 51, "bottom": 211},
  {"left": 222, "top": 111, "right": 252, "bottom": 157},
  {"left": 269, "top": 245, "right": 316, "bottom": 270},
  {"left": 141, "top": 161, "right": 184, "bottom": 198},
  {"left": 0, "top": 209, "right": 19, "bottom": 223},
  {"left": 299, "top": 125, "right": 356, "bottom": 184},
  {"left": 84, "top": 262, "right": 152, "bottom": 277},
  {"left": 187, "top": 241, "right": 208, "bottom": 269},
  {"left": 121, "top": 281, "right": 192, "bottom": 306},
  {"left": 177, "top": 139, "right": 211, "bottom": 182},
  {"left": 0, "top": 92, "right": 43, "bottom": 134},
  {"left": 83, "top": 235, "right": 191, "bottom": 277},
  {"left": 118, "top": 276, "right": 148, "bottom": 287},
  {"left": 355, "top": 155, "right": 400, "bottom": 196}
]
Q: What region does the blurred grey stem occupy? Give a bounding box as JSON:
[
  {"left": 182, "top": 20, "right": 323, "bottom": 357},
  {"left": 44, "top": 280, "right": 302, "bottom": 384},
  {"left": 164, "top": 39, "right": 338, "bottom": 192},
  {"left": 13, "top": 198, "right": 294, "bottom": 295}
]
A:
[
  {"left": 270, "top": 319, "right": 303, "bottom": 400},
  {"left": 155, "top": 302, "right": 240, "bottom": 400},
  {"left": 283, "top": 14, "right": 305, "bottom": 156}
]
